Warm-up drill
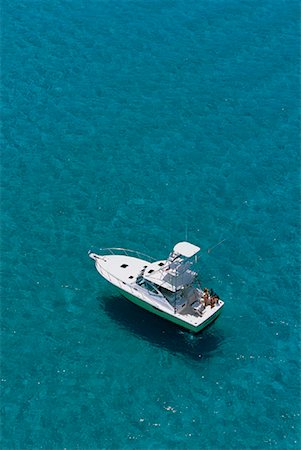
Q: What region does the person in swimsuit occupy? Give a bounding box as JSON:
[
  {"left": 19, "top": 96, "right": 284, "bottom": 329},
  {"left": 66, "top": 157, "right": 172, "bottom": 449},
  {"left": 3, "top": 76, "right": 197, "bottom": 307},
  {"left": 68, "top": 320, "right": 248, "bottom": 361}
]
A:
[{"left": 203, "top": 288, "right": 210, "bottom": 306}]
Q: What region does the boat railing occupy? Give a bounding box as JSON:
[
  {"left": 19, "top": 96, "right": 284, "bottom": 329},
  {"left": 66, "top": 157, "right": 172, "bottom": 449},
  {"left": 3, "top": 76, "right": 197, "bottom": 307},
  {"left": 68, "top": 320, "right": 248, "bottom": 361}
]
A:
[
  {"left": 88, "top": 246, "right": 156, "bottom": 262},
  {"left": 94, "top": 260, "right": 164, "bottom": 304},
  {"left": 88, "top": 247, "right": 162, "bottom": 304}
]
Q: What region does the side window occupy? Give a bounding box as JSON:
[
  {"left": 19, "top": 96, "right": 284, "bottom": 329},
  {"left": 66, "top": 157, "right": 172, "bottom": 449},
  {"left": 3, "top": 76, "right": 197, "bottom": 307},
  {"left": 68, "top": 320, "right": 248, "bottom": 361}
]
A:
[
  {"left": 137, "top": 279, "right": 159, "bottom": 295},
  {"left": 145, "top": 281, "right": 159, "bottom": 294}
]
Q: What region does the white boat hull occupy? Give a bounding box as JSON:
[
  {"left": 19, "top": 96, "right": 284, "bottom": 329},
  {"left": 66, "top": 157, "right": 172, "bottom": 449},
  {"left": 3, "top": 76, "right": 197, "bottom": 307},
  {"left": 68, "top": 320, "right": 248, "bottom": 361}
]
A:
[{"left": 118, "top": 287, "right": 223, "bottom": 332}]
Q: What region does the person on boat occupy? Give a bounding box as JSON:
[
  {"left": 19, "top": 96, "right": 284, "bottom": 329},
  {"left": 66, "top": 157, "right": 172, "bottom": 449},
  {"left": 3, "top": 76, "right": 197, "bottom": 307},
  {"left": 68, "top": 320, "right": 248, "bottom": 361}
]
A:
[
  {"left": 210, "top": 294, "right": 219, "bottom": 308},
  {"left": 203, "top": 288, "right": 210, "bottom": 306}
]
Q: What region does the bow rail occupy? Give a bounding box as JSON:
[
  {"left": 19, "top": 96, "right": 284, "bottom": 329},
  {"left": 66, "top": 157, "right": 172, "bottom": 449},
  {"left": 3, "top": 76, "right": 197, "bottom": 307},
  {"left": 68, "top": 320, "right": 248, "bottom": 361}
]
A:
[
  {"left": 88, "top": 247, "right": 165, "bottom": 304},
  {"left": 88, "top": 247, "right": 156, "bottom": 262}
]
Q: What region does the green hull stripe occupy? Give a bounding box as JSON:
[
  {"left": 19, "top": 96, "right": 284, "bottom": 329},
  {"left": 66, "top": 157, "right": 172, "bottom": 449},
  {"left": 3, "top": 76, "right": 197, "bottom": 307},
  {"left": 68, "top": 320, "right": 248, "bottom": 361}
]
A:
[{"left": 117, "top": 288, "right": 223, "bottom": 333}]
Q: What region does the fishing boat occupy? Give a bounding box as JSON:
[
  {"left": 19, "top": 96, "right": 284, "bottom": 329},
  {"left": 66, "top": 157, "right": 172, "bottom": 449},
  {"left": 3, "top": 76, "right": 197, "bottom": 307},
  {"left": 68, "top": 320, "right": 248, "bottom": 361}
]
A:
[{"left": 88, "top": 241, "right": 224, "bottom": 333}]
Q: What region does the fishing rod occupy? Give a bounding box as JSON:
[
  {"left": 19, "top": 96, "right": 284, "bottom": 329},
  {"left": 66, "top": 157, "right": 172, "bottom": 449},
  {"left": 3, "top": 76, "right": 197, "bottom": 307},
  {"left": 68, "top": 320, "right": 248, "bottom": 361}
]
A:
[
  {"left": 206, "top": 200, "right": 248, "bottom": 254},
  {"left": 207, "top": 238, "right": 227, "bottom": 253}
]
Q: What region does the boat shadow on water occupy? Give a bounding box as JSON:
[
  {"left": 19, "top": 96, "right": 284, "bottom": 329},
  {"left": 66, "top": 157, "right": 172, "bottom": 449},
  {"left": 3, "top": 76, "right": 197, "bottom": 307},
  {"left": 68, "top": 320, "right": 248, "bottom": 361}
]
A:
[{"left": 100, "top": 294, "right": 224, "bottom": 361}]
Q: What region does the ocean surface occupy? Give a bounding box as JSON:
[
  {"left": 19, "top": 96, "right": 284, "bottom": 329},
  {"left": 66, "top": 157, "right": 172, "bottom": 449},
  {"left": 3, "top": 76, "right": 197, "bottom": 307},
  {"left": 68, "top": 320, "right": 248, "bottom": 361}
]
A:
[{"left": 1, "top": 0, "right": 300, "bottom": 448}]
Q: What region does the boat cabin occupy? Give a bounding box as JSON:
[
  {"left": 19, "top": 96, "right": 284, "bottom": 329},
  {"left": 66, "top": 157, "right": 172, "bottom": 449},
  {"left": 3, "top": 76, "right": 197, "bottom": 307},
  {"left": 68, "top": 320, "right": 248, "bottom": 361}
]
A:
[{"left": 140, "top": 241, "right": 201, "bottom": 294}]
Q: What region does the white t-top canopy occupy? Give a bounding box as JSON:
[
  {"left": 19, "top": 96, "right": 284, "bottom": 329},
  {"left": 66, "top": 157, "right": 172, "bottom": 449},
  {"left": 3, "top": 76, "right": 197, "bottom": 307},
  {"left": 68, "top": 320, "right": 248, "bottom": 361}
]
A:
[{"left": 173, "top": 241, "right": 200, "bottom": 258}]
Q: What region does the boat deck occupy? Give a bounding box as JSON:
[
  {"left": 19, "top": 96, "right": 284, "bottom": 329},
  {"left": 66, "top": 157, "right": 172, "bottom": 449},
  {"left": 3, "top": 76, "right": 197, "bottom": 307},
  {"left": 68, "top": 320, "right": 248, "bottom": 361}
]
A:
[{"left": 93, "top": 254, "right": 149, "bottom": 284}]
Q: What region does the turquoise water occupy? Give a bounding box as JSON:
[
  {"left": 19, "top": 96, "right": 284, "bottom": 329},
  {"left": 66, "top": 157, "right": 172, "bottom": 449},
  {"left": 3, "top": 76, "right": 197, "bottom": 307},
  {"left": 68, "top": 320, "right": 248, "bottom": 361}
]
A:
[{"left": 1, "top": 0, "right": 300, "bottom": 448}]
